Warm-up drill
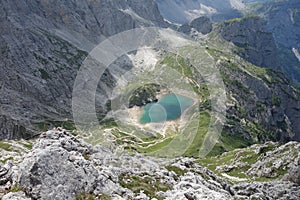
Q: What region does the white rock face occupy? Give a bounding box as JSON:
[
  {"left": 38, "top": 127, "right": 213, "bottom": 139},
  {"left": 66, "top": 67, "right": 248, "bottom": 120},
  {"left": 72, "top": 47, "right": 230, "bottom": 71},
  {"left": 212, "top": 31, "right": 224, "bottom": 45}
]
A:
[
  {"left": 165, "top": 172, "right": 232, "bottom": 200},
  {"left": 230, "top": 0, "right": 245, "bottom": 10},
  {"left": 292, "top": 48, "right": 300, "bottom": 62},
  {"left": 18, "top": 130, "right": 100, "bottom": 199},
  {"left": 2, "top": 191, "right": 31, "bottom": 200},
  {"left": 128, "top": 47, "right": 159, "bottom": 72},
  {"left": 247, "top": 142, "right": 300, "bottom": 178}
]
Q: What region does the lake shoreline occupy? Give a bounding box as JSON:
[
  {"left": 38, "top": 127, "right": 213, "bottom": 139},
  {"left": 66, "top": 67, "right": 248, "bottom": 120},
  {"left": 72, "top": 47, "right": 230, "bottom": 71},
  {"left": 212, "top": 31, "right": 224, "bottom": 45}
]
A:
[{"left": 122, "top": 92, "right": 199, "bottom": 136}]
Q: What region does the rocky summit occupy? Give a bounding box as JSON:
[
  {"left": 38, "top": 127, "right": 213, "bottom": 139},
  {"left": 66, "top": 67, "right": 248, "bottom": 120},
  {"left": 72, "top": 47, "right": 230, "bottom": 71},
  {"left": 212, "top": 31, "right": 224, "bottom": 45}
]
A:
[{"left": 0, "top": 129, "right": 299, "bottom": 200}]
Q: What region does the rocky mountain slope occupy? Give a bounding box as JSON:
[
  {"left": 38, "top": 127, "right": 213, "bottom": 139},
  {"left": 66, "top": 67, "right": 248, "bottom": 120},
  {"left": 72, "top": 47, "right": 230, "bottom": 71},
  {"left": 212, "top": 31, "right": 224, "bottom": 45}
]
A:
[
  {"left": 242, "top": 0, "right": 300, "bottom": 85},
  {"left": 215, "top": 16, "right": 280, "bottom": 70},
  {"left": 212, "top": 23, "right": 300, "bottom": 144},
  {"left": 0, "top": 0, "right": 299, "bottom": 150},
  {"left": 174, "top": 14, "right": 300, "bottom": 146},
  {"left": 0, "top": 1, "right": 300, "bottom": 199},
  {"left": 157, "top": 0, "right": 300, "bottom": 86},
  {"left": 0, "top": 0, "right": 168, "bottom": 139},
  {"left": 0, "top": 129, "right": 299, "bottom": 200}
]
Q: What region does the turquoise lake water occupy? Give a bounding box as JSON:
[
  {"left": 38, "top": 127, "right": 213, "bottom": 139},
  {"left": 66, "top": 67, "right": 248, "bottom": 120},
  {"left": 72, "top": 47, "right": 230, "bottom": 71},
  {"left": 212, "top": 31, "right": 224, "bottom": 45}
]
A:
[{"left": 140, "top": 94, "right": 193, "bottom": 123}]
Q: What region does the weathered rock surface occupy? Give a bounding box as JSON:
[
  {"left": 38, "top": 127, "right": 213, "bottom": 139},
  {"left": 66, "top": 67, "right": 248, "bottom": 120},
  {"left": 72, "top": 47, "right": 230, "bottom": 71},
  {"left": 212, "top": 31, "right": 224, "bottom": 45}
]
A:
[
  {"left": 18, "top": 131, "right": 100, "bottom": 199},
  {"left": 2, "top": 191, "right": 31, "bottom": 200},
  {"left": 0, "top": 0, "right": 168, "bottom": 139},
  {"left": 247, "top": 142, "right": 300, "bottom": 178},
  {"left": 214, "top": 141, "right": 300, "bottom": 181},
  {"left": 233, "top": 181, "right": 300, "bottom": 200},
  {"left": 283, "top": 156, "right": 300, "bottom": 185},
  {"left": 0, "top": 130, "right": 299, "bottom": 199}
]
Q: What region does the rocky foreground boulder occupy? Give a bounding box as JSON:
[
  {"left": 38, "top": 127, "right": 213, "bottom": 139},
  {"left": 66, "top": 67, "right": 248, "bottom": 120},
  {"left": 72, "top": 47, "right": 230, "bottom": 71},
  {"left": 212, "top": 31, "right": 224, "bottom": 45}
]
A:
[{"left": 0, "top": 129, "right": 299, "bottom": 199}]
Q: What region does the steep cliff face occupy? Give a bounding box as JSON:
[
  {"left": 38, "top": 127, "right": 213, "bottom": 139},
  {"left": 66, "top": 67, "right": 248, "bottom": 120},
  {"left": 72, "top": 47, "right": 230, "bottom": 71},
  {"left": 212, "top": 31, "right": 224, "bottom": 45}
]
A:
[
  {"left": 248, "top": 0, "right": 300, "bottom": 85},
  {"left": 0, "top": 0, "right": 167, "bottom": 139},
  {"left": 198, "top": 17, "right": 300, "bottom": 143},
  {"left": 255, "top": 0, "right": 300, "bottom": 49},
  {"left": 218, "top": 57, "right": 300, "bottom": 142},
  {"left": 216, "top": 16, "right": 280, "bottom": 70}
]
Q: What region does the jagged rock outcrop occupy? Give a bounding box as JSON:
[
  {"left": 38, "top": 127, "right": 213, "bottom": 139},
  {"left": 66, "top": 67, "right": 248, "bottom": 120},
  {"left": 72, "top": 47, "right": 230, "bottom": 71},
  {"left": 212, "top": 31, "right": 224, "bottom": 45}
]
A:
[
  {"left": 247, "top": 142, "right": 300, "bottom": 178},
  {"left": 18, "top": 131, "right": 100, "bottom": 199},
  {"left": 233, "top": 181, "right": 300, "bottom": 200},
  {"left": 216, "top": 16, "right": 280, "bottom": 70},
  {"left": 214, "top": 141, "right": 300, "bottom": 180},
  {"left": 283, "top": 155, "right": 300, "bottom": 185},
  {"left": 18, "top": 130, "right": 233, "bottom": 200},
  {"left": 0, "top": 130, "right": 299, "bottom": 199},
  {"left": 2, "top": 191, "right": 31, "bottom": 200}
]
